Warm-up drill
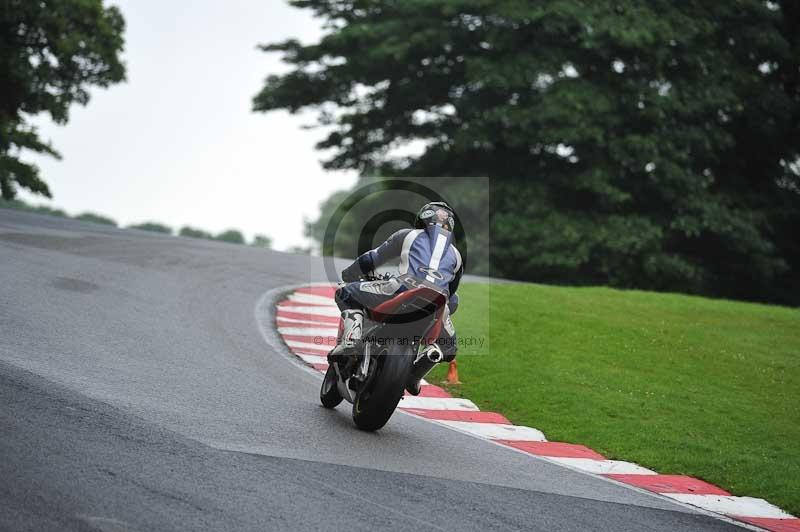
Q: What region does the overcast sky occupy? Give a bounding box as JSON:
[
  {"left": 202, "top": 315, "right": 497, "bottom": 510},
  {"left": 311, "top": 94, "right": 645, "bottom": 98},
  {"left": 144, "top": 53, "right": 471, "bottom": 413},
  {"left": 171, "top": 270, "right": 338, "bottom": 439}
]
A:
[{"left": 20, "top": 0, "right": 357, "bottom": 250}]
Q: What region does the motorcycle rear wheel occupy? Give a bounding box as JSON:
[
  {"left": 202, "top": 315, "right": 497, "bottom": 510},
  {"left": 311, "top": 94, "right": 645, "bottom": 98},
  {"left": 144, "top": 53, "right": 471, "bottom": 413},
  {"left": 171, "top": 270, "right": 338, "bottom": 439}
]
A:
[
  {"left": 352, "top": 343, "right": 413, "bottom": 431},
  {"left": 320, "top": 364, "right": 343, "bottom": 408}
]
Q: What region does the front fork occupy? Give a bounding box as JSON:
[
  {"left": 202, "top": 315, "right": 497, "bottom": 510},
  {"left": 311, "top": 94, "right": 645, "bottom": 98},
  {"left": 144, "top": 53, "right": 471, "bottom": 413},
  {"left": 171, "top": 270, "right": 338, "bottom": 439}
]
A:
[{"left": 334, "top": 326, "right": 376, "bottom": 404}]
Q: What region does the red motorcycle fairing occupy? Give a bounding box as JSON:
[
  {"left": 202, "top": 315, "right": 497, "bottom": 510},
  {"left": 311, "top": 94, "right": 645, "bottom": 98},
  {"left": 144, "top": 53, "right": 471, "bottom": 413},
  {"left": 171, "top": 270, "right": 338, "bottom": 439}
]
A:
[{"left": 369, "top": 284, "right": 448, "bottom": 344}]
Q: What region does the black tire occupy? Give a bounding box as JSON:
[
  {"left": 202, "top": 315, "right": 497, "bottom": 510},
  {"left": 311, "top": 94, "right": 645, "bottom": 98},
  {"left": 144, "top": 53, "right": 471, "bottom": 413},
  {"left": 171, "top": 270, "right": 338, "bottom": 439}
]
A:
[
  {"left": 352, "top": 344, "right": 413, "bottom": 431},
  {"left": 320, "top": 364, "right": 343, "bottom": 408}
]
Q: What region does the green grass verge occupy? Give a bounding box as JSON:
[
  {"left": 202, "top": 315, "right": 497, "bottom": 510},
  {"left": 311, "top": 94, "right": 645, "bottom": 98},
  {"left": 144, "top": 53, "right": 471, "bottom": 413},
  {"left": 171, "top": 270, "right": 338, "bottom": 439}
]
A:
[{"left": 427, "top": 283, "right": 800, "bottom": 515}]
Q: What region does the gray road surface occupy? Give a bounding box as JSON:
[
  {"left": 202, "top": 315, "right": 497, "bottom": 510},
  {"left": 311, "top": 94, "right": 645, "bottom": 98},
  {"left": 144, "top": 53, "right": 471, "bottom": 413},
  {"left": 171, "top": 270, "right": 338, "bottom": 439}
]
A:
[{"left": 0, "top": 209, "right": 744, "bottom": 531}]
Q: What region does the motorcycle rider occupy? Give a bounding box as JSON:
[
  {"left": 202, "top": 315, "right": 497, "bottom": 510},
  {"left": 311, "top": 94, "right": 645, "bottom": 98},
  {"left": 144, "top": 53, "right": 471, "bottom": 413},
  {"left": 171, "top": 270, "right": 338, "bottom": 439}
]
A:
[{"left": 327, "top": 201, "right": 463, "bottom": 395}]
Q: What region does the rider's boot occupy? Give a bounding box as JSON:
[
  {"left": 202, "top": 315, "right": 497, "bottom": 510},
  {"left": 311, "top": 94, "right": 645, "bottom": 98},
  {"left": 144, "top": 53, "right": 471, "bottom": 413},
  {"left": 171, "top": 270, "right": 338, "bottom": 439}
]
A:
[{"left": 327, "top": 309, "right": 364, "bottom": 363}]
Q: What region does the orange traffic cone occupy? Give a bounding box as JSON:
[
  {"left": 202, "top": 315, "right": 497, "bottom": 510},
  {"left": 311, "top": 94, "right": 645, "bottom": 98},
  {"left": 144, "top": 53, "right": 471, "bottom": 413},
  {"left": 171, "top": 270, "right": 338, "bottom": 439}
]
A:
[{"left": 443, "top": 360, "right": 461, "bottom": 385}]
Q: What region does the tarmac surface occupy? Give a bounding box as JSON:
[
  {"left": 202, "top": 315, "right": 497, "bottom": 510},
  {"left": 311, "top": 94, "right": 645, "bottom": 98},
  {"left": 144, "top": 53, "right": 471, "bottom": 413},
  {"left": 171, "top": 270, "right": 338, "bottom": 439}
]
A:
[{"left": 0, "top": 209, "right": 744, "bottom": 531}]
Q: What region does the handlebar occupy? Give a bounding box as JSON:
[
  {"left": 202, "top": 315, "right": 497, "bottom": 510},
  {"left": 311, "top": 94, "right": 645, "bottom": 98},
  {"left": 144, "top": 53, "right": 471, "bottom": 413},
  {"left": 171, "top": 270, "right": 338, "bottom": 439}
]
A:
[
  {"left": 359, "top": 272, "right": 393, "bottom": 282},
  {"left": 339, "top": 272, "right": 392, "bottom": 285}
]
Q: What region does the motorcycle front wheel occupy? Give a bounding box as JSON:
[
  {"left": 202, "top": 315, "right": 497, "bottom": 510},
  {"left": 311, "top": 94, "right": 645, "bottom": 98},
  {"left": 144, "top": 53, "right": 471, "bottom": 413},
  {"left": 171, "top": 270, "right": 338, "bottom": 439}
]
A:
[{"left": 352, "top": 343, "right": 413, "bottom": 431}]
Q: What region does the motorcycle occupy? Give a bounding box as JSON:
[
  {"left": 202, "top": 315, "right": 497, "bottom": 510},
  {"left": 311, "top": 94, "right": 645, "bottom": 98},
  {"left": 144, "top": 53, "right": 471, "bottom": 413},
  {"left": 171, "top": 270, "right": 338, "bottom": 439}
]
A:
[{"left": 319, "top": 272, "right": 450, "bottom": 431}]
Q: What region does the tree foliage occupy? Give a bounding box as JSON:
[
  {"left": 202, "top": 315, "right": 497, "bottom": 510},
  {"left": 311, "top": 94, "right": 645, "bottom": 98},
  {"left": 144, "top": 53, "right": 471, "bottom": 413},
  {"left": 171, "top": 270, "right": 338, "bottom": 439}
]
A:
[
  {"left": 0, "top": 0, "right": 126, "bottom": 199},
  {"left": 129, "top": 222, "right": 172, "bottom": 234},
  {"left": 251, "top": 234, "right": 273, "bottom": 248},
  {"left": 179, "top": 226, "right": 213, "bottom": 239},
  {"left": 75, "top": 212, "right": 116, "bottom": 226},
  {"left": 215, "top": 229, "right": 246, "bottom": 244},
  {"left": 0, "top": 197, "right": 68, "bottom": 217},
  {"left": 256, "top": 0, "right": 800, "bottom": 304}
]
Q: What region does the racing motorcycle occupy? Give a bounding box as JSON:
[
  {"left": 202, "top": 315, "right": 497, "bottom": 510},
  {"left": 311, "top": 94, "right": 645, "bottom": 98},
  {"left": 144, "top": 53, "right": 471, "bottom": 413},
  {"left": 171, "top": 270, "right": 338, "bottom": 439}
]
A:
[{"left": 319, "top": 273, "right": 450, "bottom": 431}]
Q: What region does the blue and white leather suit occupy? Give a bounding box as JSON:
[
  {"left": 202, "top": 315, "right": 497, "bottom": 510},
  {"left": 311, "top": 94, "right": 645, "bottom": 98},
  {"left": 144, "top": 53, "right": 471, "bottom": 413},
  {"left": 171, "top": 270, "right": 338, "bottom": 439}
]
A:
[{"left": 336, "top": 224, "right": 463, "bottom": 358}]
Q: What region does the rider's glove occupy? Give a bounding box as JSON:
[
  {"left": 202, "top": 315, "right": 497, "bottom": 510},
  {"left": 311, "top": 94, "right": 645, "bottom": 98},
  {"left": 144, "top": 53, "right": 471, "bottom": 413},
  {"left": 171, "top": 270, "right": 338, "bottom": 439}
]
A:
[{"left": 341, "top": 262, "right": 362, "bottom": 282}]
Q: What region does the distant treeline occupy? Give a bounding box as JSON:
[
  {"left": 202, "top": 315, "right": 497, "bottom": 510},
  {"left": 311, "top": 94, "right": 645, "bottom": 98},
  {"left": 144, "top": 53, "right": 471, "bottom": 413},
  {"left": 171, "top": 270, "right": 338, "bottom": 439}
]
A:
[{"left": 0, "top": 198, "right": 272, "bottom": 249}]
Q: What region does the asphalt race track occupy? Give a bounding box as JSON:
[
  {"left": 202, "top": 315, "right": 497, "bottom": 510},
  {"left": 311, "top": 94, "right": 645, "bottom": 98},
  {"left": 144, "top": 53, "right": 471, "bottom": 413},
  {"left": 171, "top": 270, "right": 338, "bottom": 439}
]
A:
[{"left": 0, "top": 209, "right": 745, "bottom": 531}]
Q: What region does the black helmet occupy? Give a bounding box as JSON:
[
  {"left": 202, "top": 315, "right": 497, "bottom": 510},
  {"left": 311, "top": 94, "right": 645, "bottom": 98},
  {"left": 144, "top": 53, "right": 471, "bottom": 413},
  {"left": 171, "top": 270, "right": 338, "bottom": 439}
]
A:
[{"left": 415, "top": 201, "right": 455, "bottom": 231}]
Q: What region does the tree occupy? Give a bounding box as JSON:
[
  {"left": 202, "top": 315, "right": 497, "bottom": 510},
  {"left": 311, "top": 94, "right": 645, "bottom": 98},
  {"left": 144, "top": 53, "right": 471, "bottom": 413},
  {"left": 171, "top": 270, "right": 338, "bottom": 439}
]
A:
[
  {"left": 251, "top": 234, "right": 273, "bottom": 248},
  {"left": 255, "top": 0, "right": 800, "bottom": 304},
  {"left": 215, "top": 229, "right": 245, "bottom": 244},
  {"left": 128, "top": 222, "right": 173, "bottom": 234},
  {"left": 0, "top": 197, "right": 68, "bottom": 218},
  {"left": 179, "top": 226, "right": 213, "bottom": 239},
  {"left": 0, "top": 0, "right": 126, "bottom": 199},
  {"left": 75, "top": 212, "right": 116, "bottom": 226}
]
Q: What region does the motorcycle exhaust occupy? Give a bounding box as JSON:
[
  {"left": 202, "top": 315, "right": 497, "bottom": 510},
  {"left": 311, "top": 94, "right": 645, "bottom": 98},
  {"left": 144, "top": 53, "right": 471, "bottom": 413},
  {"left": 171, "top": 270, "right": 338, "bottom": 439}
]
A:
[
  {"left": 408, "top": 344, "right": 444, "bottom": 393},
  {"left": 420, "top": 343, "right": 444, "bottom": 364}
]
